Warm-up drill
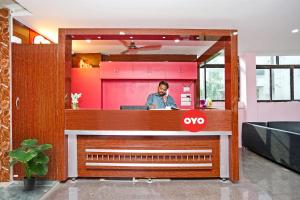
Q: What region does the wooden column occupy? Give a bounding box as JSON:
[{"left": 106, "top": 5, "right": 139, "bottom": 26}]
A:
[
  {"left": 58, "top": 29, "right": 72, "bottom": 180},
  {"left": 225, "top": 34, "right": 239, "bottom": 182},
  {"left": 58, "top": 29, "right": 72, "bottom": 108}
]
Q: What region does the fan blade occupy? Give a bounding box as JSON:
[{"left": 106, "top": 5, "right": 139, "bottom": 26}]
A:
[
  {"left": 121, "top": 49, "right": 139, "bottom": 54},
  {"left": 119, "top": 40, "right": 129, "bottom": 47},
  {"left": 120, "top": 49, "right": 130, "bottom": 54},
  {"left": 137, "top": 45, "right": 162, "bottom": 51}
]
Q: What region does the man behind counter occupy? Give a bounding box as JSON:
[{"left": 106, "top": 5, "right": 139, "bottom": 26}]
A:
[{"left": 146, "top": 81, "right": 177, "bottom": 109}]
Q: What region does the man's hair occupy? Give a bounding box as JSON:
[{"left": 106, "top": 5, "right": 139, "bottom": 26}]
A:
[{"left": 159, "top": 81, "right": 169, "bottom": 89}]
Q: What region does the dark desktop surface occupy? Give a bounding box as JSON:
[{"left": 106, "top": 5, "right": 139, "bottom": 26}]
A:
[{"left": 120, "top": 105, "right": 149, "bottom": 110}]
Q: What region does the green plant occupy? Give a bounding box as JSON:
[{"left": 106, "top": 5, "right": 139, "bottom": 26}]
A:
[{"left": 9, "top": 139, "right": 52, "bottom": 179}]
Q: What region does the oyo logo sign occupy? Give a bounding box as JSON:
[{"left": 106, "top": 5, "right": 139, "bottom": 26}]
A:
[{"left": 182, "top": 110, "right": 207, "bottom": 132}]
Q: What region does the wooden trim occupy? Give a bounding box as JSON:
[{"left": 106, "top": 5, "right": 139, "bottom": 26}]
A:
[{"left": 62, "top": 28, "right": 236, "bottom": 37}]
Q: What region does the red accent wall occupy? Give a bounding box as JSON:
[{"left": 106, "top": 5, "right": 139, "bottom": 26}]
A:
[
  {"left": 102, "top": 80, "right": 195, "bottom": 110},
  {"left": 71, "top": 68, "right": 101, "bottom": 108},
  {"left": 71, "top": 62, "right": 197, "bottom": 109},
  {"left": 100, "top": 62, "right": 197, "bottom": 79}
]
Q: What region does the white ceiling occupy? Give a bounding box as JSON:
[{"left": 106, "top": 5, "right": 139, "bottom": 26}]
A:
[{"left": 8, "top": 0, "right": 300, "bottom": 55}]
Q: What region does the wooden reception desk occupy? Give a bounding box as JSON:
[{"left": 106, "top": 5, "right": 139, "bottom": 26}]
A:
[{"left": 65, "top": 109, "right": 232, "bottom": 179}]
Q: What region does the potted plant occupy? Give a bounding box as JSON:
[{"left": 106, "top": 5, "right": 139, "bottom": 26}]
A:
[
  {"left": 9, "top": 139, "right": 52, "bottom": 190},
  {"left": 71, "top": 93, "right": 82, "bottom": 109}
]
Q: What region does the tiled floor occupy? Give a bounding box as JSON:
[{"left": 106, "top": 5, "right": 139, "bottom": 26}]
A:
[
  {"left": 1, "top": 149, "right": 299, "bottom": 200},
  {"left": 41, "top": 149, "right": 300, "bottom": 200},
  {"left": 0, "top": 181, "right": 57, "bottom": 200}
]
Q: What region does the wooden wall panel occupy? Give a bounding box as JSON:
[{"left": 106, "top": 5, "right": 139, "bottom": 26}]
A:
[
  {"left": 65, "top": 110, "right": 232, "bottom": 131},
  {"left": 12, "top": 44, "right": 66, "bottom": 180},
  {"left": 77, "top": 136, "right": 220, "bottom": 178}
]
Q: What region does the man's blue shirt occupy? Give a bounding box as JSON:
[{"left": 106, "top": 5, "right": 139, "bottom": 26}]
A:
[{"left": 146, "top": 93, "right": 177, "bottom": 109}]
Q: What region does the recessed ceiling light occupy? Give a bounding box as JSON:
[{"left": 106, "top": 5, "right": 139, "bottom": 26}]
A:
[
  {"left": 86, "top": 39, "right": 91, "bottom": 43},
  {"left": 162, "top": 36, "right": 166, "bottom": 39},
  {"left": 97, "top": 36, "right": 101, "bottom": 39},
  {"left": 119, "top": 31, "right": 126, "bottom": 35},
  {"left": 291, "top": 29, "right": 299, "bottom": 34},
  {"left": 130, "top": 36, "right": 133, "bottom": 39},
  {"left": 233, "top": 32, "right": 238, "bottom": 35},
  {"left": 174, "top": 39, "right": 180, "bottom": 43}
]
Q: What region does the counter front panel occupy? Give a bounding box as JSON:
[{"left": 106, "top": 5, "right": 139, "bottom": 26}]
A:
[
  {"left": 65, "top": 110, "right": 231, "bottom": 179},
  {"left": 77, "top": 136, "right": 220, "bottom": 178}
]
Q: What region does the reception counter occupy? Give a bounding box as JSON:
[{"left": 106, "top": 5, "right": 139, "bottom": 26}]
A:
[{"left": 65, "top": 109, "right": 232, "bottom": 179}]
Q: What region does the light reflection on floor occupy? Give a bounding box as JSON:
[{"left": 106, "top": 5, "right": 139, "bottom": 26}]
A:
[
  {"left": 42, "top": 149, "right": 300, "bottom": 200},
  {"left": 1, "top": 149, "right": 299, "bottom": 200}
]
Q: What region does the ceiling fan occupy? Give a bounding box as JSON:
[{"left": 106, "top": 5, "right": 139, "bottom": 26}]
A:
[{"left": 119, "top": 40, "right": 162, "bottom": 54}]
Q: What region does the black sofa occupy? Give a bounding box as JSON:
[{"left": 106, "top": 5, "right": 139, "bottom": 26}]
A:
[{"left": 242, "top": 121, "right": 300, "bottom": 173}]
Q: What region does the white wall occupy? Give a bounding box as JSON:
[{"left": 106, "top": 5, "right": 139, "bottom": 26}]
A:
[
  {"left": 238, "top": 53, "right": 300, "bottom": 147},
  {"left": 257, "top": 102, "right": 300, "bottom": 121}
]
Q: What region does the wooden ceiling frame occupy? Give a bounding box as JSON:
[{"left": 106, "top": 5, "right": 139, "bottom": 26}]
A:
[{"left": 58, "top": 28, "right": 239, "bottom": 182}]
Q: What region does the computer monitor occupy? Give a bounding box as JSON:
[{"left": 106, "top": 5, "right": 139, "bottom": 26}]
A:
[{"left": 120, "top": 105, "right": 149, "bottom": 110}]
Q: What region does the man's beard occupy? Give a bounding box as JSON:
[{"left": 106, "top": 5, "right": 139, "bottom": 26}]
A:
[{"left": 158, "top": 92, "right": 165, "bottom": 96}]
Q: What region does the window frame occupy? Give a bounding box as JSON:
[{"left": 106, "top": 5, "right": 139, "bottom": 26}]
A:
[
  {"left": 256, "top": 57, "right": 300, "bottom": 102},
  {"left": 293, "top": 66, "right": 300, "bottom": 101},
  {"left": 200, "top": 64, "right": 225, "bottom": 102}
]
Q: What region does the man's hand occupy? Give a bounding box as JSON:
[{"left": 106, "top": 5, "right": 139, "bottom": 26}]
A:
[
  {"left": 163, "top": 95, "right": 167, "bottom": 103},
  {"left": 150, "top": 104, "right": 156, "bottom": 109}
]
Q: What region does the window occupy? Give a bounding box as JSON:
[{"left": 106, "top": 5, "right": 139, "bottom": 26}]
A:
[
  {"left": 200, "top": 68, "right": 205, "bottom": 100},
  {"left": 271, "top": 69, "right": 290, "bottom": 100},
  {"left": 33, "top": 35, "right": 51, "bottom": 44},
  {"left": 256, "top": 56, "right": 300, "bottom": 101},
  {"left": 206, "top": 55, "right": 225, "bottom": 64},
  {"left": 200, "top": 65, "right": 225, "bottom": 101},
  {"left": 279, "top": 56, "right": 300, "bottom": 65},
  {"left": 200, "top": 53, "right": 225, "bottom": 101},
  {"left": 206, "top": 68, "right": 225, "bottom": 100},
  {"left": 256, "top": 56, "right": 276, "bottom": 65},
  {"left": 294, "top": 68, "right": 300, "bottom": 100},
  {"left": 256, "top": 69, "right": 270, "bottom": 100},
  {"left": 11, "top": 36, "right": 22, "bottom": 44}
]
